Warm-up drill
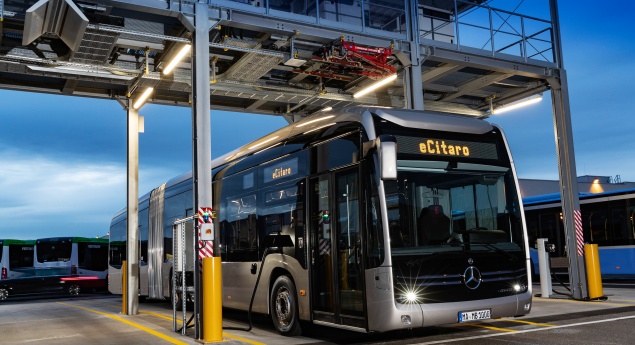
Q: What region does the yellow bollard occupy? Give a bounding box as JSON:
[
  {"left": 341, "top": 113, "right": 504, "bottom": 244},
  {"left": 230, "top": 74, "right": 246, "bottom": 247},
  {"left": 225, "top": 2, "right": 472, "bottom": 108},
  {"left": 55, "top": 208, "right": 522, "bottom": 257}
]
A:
[
  {"left": 584, "top": 244, "right": 603, "bottom": 299},
  {"left": 121, "top": 260, "right": 127, "bottom": 314},
  {"left": 203, "top": 257, "right": 223, "bottom": 342}
]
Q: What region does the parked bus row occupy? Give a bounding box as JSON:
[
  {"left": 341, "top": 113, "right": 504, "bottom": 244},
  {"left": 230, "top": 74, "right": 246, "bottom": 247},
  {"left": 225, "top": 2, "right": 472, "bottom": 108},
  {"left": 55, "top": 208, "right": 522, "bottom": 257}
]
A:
[
  {"left": 0, "top": 237, "right": 108, "bottom": 300},
  {"left": 524, "top": 188, "right": 635, "bottom": 279},
  {"left": 109, "top": 107, "right": 532, "bottom": 335}
]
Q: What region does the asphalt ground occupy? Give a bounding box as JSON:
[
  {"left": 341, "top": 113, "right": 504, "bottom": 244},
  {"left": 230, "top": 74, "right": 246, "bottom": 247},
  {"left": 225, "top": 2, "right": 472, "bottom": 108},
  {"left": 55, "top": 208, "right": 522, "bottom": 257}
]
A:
[{"left": 1, "top": 283, "right": 635, "bottom": 345}]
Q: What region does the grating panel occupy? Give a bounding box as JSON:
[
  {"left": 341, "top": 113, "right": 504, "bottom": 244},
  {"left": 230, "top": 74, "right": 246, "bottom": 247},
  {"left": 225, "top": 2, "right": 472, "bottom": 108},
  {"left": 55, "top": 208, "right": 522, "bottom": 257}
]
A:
[
  {"left": 225, "top": 53, "right": 283, "bottom": 82},
  {"left": 120, "top": 18, "right": 164, "bottom": 44},
  {"left": 69, "top": 28, "right": 120, "bottom": 64},
  {"left": 223, "top": 37, "right": 259, "bottom": 49}
]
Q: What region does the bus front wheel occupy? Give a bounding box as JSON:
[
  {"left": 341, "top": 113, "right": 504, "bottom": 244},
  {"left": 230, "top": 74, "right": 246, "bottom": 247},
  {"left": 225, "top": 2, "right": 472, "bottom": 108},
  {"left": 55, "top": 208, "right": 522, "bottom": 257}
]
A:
[
  {"left": 270, "top": 275, "right": 301, "bottom": 336},
  {"left": 0, "top": 288, "right": 8, "bottom": 300}
]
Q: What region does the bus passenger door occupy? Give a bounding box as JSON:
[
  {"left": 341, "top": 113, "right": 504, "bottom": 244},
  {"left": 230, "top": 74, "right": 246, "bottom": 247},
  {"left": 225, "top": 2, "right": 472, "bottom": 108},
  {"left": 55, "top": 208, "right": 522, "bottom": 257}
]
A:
[{"left": 310, "top": 168, "right": 366, "bottom": 329}]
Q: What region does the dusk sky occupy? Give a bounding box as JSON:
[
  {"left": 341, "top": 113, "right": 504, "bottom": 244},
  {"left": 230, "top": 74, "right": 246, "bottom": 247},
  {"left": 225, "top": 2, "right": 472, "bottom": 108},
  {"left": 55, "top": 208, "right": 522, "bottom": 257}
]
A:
[{"left": 1, "top": 0, "right": 633, "bottom": 240}]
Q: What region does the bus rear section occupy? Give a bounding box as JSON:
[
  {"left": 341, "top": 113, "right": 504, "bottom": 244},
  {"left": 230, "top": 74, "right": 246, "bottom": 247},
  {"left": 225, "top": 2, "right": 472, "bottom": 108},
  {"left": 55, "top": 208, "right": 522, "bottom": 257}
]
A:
[
  {"left": 35, "top": 237, "right": 108, "bottom": 292},
  {"left": 1, "top": 239, "right": 35, "bottom": 279},
  {"left": 0, "top": 239, "right": 35, "bottom": 279},
  {"left": 34, "top": 237, "right": 74, "bottom": 276}
]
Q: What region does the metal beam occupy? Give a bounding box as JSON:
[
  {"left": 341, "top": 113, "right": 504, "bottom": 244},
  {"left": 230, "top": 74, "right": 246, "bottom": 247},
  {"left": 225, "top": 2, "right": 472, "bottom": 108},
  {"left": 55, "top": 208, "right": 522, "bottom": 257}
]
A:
[
  {"left": 441, "top": 72, "right": 512, "bottom": 102},
  {"left": 61, "top": 78, "right": 78, "bottom": 94},
  {"left": 226, "top": 11, "right": 395, "bottom": 48},
  {"left": 425, "top": 45, "right": 554, "bottom": 78},
  {"left": 422, "top": 83, "right": 458, "bottom": 93},
  {"left": 245, "top": 99, "right": 267, "bottom": 111},
  {"left": 422, "top": 63, "right": 462, "bottom": 83}
]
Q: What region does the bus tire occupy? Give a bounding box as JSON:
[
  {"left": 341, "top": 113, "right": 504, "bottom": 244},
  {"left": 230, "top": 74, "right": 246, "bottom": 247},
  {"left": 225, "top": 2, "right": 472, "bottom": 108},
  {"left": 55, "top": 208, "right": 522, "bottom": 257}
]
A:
[
  {"left": 0, "top": 288, "right": 8, "bottom": 300},
  {"left": 68, "top": 284, "right": 81, "bottom": 296},
  {"left": 270, "top": 275, "right": 302, "bottom": 336}
]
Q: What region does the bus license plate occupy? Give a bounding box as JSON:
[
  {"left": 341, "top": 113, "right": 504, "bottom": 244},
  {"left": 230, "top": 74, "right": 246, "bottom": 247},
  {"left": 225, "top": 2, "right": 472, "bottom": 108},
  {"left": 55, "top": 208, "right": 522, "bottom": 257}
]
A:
[{"left": 458, "top": 309, "right": 491, "bottom": 323}]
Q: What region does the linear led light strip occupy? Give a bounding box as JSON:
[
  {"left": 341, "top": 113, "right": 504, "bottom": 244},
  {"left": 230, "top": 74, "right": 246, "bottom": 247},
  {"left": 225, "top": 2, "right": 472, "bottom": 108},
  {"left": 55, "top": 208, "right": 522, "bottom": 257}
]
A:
[
  {"left": 353, "top": 74, "right": 397, "bottom": 98},
  {"left": 163, "top": 44, "right": 192, "bottom": 75},
  {"left": 133, "top": 87, "right": 154, "bottom": 109},
  {"left": 494, "top": 94, "right": 542, "bottom": 114}
]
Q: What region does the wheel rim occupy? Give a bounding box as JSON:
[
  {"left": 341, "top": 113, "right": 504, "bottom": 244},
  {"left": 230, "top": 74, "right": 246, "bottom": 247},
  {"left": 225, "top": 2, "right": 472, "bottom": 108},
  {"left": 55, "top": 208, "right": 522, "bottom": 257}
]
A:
[
  {"left": 0, "top": 289, "right": 7, "bottom": 300},
  {"left": 274, "top": 287, "right": 293, "bottom": 330},
  {"left": 69, "top": 285, "right": 80, "bottom": 296}
]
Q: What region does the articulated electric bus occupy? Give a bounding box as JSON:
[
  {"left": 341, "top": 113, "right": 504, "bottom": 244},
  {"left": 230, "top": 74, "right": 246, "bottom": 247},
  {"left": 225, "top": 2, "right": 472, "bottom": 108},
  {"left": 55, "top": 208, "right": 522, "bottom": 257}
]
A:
[{"left": 109, "top": 107, "right": 531, "bottom": 335}]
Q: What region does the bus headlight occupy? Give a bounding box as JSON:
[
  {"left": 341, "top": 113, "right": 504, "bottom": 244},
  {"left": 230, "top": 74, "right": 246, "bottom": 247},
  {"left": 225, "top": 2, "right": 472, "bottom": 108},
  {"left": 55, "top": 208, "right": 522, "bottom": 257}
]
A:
[
  {"left": 396, "top": 290, "right": 421, "bottom": 304},
  {"left": 395, "top": 283, "right": 424, "bottom": 304}
]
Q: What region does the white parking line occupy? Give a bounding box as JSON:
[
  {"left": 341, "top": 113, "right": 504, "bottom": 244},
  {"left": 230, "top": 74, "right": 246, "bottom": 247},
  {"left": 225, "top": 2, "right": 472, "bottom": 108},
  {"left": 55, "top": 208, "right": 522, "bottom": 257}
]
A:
[{"left": 415, "top": 315, "right": 635, "bottom": 344}]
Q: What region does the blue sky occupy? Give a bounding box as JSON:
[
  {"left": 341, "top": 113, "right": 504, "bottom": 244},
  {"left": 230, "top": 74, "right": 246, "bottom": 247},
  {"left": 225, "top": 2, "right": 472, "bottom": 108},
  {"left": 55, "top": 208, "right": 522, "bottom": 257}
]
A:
[{"left": 1, "top": 0, "right": 634, "bottom": 240}]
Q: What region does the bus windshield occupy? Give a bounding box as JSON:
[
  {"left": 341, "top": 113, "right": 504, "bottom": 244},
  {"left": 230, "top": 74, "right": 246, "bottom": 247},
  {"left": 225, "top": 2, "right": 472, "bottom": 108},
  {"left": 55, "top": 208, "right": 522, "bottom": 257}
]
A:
[
  {"left": 386, "top": 161, "right": 525, "bottom": 257},
  {"left": 37, "top": 240, "right": 72, "bottom": 263}
]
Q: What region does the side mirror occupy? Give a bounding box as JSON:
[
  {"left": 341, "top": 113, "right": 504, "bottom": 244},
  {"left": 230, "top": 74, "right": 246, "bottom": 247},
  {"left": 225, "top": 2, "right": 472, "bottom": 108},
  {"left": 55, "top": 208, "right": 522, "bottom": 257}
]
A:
[{"left": 377, "top": 135, "right": 397, "bottom": 180}]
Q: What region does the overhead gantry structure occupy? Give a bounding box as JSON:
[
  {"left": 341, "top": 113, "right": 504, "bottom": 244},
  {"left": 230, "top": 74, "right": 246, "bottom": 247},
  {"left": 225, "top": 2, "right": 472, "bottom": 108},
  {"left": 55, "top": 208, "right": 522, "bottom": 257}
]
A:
[
  {"left": 3, "top": 0, "right": 560, "bottom": 119},
  {"left": 0, "top": 0, "right": 588, "bottom": 328}
]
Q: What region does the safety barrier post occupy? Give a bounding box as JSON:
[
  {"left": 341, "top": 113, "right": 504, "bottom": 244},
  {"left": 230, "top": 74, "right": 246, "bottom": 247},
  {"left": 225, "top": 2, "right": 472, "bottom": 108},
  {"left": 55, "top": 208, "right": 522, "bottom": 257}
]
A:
[
  {"left": 584, "top": 244, "right": 603, "bottom": 299},
  {"left": 536, "top": 239, "right": 552, "bottom": 298},
  {"left": 121, "top": 260, "right": 127, "bottom": 314},
  {"left": 203, "top": 257, "right": 223, "bottom": 342}
]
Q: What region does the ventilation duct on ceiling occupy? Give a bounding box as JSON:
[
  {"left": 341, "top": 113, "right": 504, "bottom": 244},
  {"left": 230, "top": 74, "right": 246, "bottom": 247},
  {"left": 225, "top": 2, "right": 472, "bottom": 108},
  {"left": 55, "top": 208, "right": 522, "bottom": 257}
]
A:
[{"left": 22, "top": 0, "right": 89, "bottom": 52}]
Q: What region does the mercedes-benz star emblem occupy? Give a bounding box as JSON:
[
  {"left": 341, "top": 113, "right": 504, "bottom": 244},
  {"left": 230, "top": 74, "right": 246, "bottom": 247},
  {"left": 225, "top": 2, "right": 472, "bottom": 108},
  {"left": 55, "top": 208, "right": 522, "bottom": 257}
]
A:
[{"left": 462, "top": 266, "right": 482, "bottom": 290}]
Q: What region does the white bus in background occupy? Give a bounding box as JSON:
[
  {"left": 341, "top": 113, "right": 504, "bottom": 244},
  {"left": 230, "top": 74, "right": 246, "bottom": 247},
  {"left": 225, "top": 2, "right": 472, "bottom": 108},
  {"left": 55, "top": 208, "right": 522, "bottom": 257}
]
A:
[
  {"left": 35, "top": 237, "right": 109, "bottom": 279},
  {"left": 0, "top": 239, "right": 35, "bottom": 279}
]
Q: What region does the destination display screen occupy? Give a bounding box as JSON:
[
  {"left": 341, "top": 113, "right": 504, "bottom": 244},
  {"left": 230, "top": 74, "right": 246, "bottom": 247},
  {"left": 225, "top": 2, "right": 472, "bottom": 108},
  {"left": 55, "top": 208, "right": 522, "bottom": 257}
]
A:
[
  {"left": 395, "top": 135, "right": 499, "bottom": 160},
  {"left": 263, "top": 157, "right": 299, "bottom": 183}
]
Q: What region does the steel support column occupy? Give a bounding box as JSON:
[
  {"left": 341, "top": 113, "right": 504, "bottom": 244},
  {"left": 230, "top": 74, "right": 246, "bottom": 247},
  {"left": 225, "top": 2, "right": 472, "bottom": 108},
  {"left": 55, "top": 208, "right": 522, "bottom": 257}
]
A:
[
  {"left": 126, "top": 100, "right": 139, "bottom": 315},
  {"left": 192, "top": 1, "right": 212, "bottom": 340},
  {"left": 550, "top": 0, "right": 588, "bottom": 300},
  {"left": 550, "top": 74, "right": 587, "bottom": 300},
  {"left": 552, "top": 85, "right": 586, "bottom": 298},
  {"left": 404, "top": 0, "right": 423, "bottom": 110}
]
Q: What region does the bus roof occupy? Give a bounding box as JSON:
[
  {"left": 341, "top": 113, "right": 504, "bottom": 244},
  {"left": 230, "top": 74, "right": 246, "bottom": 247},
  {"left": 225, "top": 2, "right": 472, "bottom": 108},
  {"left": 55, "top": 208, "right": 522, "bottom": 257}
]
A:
[
  {"left": 162, "top": 106, "right": 495, "bottom": 191},
  {"left": 209, "top": 106, "right": 493, "bottom": 169},
  {"left": 0, "top": 239, "right": 36, "bottom": 246},
  {"left": 36, "top": 237, "right": 108, "bottom": 244}
]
